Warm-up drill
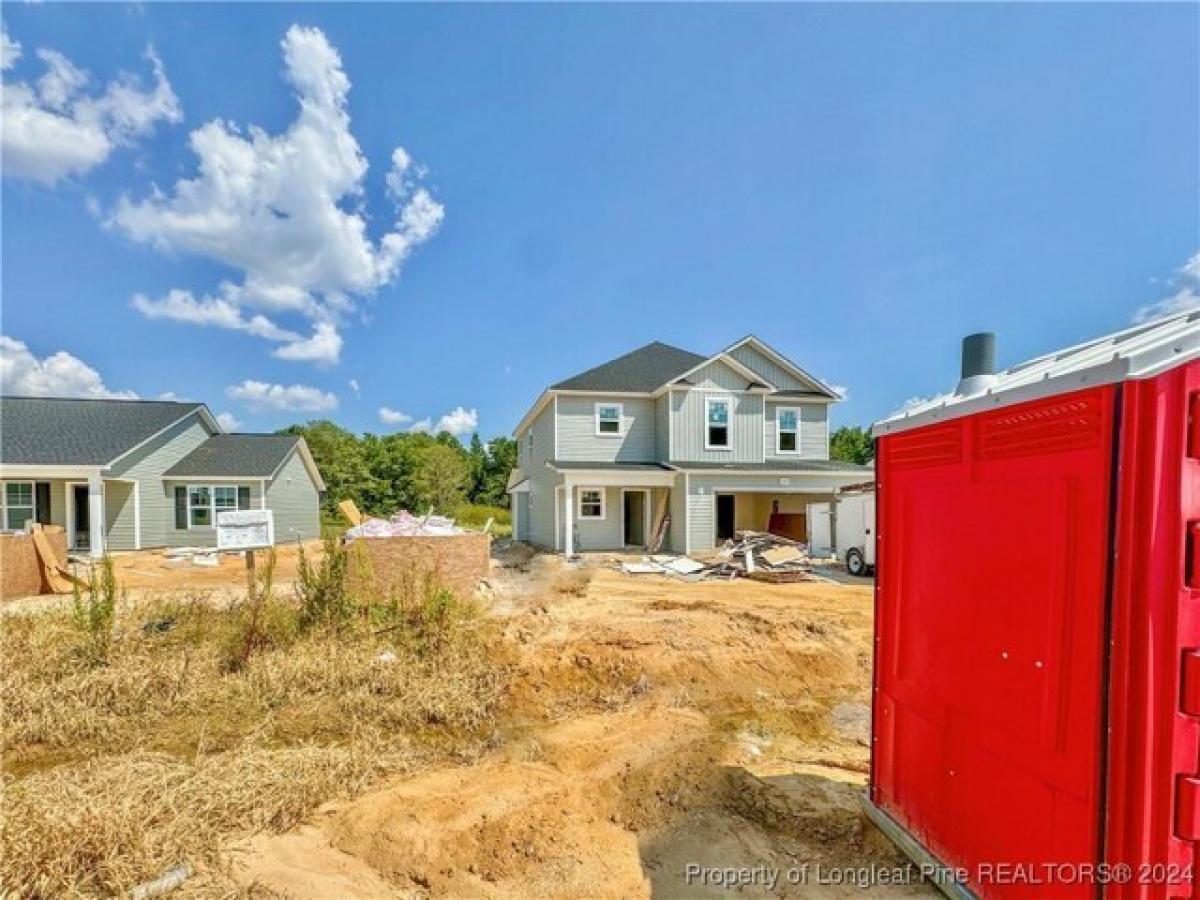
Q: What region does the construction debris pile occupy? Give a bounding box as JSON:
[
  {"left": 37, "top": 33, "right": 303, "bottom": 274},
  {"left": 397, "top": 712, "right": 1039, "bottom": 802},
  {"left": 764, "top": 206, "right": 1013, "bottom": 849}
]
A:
[
  {"left": 345, "top": 510, "right": 465, "bottom": 539},
  {"left": 619, "top": 531, "right": 814, "bottom": 582}
]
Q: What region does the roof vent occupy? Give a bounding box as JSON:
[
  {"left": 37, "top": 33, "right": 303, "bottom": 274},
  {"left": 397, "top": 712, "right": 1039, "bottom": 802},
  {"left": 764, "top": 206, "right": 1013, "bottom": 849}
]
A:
[{"left": 955, "top": 332, "right": 997, "bottom": 396}]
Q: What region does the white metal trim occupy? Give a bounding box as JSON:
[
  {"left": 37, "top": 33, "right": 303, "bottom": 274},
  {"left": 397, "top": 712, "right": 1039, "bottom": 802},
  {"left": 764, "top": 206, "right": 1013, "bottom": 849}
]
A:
[
  {"left": 576, "top": 486, "right": 607, "bottom": 521},
  {"left": 775, "top": 406, "right": 801, "bottom": 455},
  {"left": 704, "top": 396, "right": 733, "bottom": 451},
  {"left": 594, "top": 401, "right": 625, "bottom": 437},
  {"left": 0, "top": 479, "right": 36, "bottom": 531}
]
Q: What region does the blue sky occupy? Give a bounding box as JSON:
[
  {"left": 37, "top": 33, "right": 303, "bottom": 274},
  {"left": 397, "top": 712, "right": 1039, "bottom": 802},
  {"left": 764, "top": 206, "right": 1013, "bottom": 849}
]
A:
[{"left": 2, "top": 3, "right": 1197, "bottom": 438}]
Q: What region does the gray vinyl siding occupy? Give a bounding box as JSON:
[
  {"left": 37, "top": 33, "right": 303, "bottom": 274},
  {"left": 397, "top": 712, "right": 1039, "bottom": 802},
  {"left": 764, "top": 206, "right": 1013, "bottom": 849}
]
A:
[
  {"left": 555, "top": 395, "right": 656, "bottom": 463},
  {"left": 764, "top": 400, "right": 831, "bottom": 461},
  {"left": 727, "top": 344, "right": 811, "bottom": 392},
  {"left": 568, "top": 485, "right": 623, "bottom": 551},
  {"left": 514, "top": 493, "right": 530, "bottom": 541},
  {"left": 688, "top": 481, "right": 714, "bottom": 552},
  {"left": 655, "top": 395, "right": 670, "bottom": 462},
  {"left": 161, "top": 481, "right": 265, "bottom": 546},
  {"left": 517, "top": 403, "right": 560, "bottom": 549},
  {"left": 670, "top": 390, "right": 764, "bottom": 463},
  {"left": 669, "top": 472, "right": 688, "bottom": 553},
  {"left": 104, "top": 481, "right": 136, "bottom": 550},
  {"left": 687, "top": 359, "right": 758, "bottom": 391},
  {"left": 108, "top": 411, "right": 214, "bottom": 549},
  {"left": 265, "top": 450, "right": 320, "bottom": 542}
]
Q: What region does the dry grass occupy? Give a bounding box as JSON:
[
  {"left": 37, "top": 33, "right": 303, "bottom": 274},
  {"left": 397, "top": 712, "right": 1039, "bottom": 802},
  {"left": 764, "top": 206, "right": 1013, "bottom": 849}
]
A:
[
  {"left": 1, "top": 570, "right": 507, "bottom": 897},
  {"left": 551, "top": 566, "right": 594, "bottom": 597}
]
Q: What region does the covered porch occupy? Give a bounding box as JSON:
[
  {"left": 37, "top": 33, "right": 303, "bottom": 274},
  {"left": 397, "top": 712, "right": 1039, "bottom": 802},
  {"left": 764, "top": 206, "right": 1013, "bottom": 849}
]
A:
[
  {"left": 0, "top": 467, "right": 132, "bottom": 558},
  {"left": 548, "top": 463, "right": 679, "bottom": 557}
]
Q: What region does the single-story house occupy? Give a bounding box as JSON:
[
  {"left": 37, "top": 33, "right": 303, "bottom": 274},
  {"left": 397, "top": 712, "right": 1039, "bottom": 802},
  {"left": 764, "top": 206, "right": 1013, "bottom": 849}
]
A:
[{"left": 0, "top": 396, "right": 325, "bottom": 557}]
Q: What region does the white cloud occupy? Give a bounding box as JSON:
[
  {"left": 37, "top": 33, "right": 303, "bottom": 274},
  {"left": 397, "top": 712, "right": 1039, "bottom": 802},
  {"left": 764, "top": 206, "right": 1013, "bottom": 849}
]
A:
[
  {"left": 348, "top": 378, "right": 360, "bottom": 396},
  {"left": 215, "top": 410, "right": 242, "bottom": 431},
  {"left": 111, "top": 25, "right": 443, "bottom": 366},
  {"left": 271, "top": 321, "right": 343, "bottom": 366},
  {"left": 131, "top": 288, "right": 300, "bottom": 342},
  {"left": 1, "top": 27, "right": 180, "bottom": 184},
  {"left": 0, "top": 335, "right": 137, "bottom": 398},
  {"left": 434, "top": 405, "right": 478, "bottom": 436},
  {"left": 378, "top": 406, "right": 412, "bottom": 426},
  {"left": 1133, "top": 251, "right": 1200, "bottom": 324},
  {"left": 226, "top": 379, "right": 337, "bottom": 413},
  {"left": 408, "top": 417, "right": 433, "bottom": 434}
]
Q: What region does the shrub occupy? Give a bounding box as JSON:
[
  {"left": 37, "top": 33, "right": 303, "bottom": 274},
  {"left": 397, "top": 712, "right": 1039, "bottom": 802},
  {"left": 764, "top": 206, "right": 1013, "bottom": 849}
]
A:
[
  {"left": 70, "top": 556, "right": 119, "bottom": 666},
  {"left": 295, "top": 537, "right": 356, "bottom": 631}
]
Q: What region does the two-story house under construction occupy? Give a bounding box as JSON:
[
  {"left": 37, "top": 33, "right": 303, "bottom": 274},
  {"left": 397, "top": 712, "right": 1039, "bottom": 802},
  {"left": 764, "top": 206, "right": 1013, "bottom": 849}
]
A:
[{"left": 507, "top": 336, "right": 872, "bottom": 556}]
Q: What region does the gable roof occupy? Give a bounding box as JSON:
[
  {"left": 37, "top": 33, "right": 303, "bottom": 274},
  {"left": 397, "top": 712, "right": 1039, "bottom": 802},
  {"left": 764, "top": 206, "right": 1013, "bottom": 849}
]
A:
[
  {"left": 164, "top": 434, "right": 302, "bottom": 478},
  {"left": 0, "top": 396, "right": 209, "bottom": 466},
  {"left": 551, "top": 342, "right": 708, "bottom": 392}
]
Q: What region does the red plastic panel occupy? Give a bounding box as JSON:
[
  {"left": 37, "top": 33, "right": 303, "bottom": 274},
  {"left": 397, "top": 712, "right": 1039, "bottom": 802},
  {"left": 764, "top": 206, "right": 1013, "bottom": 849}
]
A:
[
  {"left": 1105, "top": 360, "right": 1200, "bottom": 900},
  {"left": 872, "top": 386, "right": 1117, "bottom": 899}
]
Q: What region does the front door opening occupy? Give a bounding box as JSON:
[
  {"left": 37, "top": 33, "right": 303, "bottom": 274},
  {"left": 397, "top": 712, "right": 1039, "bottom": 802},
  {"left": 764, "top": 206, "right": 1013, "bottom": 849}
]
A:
[
  {"left": 72, "top": 484, "right": 90, "bottom": 551},
  {"left": 716, "top": 493, "right": 736, "bottom": 541},
  {"left": 623, "top": 490, "right": 646, "bottom": 547}
]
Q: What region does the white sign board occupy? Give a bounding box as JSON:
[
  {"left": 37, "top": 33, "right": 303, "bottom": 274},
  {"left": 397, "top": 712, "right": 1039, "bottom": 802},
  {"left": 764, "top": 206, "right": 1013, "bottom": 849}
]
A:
[{"left": 217, "top": 509, "right": 274, "bottom": 551}]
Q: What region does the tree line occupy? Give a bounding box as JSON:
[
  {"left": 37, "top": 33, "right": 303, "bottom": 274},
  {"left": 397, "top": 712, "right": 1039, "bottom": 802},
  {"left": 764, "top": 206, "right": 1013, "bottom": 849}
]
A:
[
  {"left": 278, "top": 421, "right": 873, "bottom": 521},
  {"left": 279, "top": 421, "right": 516, "bottom": 519}
]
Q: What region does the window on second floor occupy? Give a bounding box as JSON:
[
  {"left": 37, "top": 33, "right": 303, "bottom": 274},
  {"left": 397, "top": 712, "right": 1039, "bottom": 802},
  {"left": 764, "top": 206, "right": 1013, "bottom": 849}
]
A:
[
  {"left": 777, "top": 407, "right": 799, "bottom": 453},
  {"left": 706, "top": 398, "right": 730, "bottom": 449},
  {"left": 595, "top": 403, "right": 623, "bottom": 436}
]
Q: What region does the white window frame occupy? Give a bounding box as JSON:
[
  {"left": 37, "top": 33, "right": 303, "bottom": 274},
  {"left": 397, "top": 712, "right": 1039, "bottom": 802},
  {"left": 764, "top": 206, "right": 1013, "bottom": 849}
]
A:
[
  {"left": 2, "top": 481, "right": 36, "bottom": 532},
  {"left": 704, "top": 397, "right": 732, "bottom": 451},
  {"left": 577, "top": 487, "right": 606, "bottom": 520},
  {"left": 594, "top": 402, "right": 624, "bottom": 437},
  {"left": 187, "top": 483, "right": 244, "bottom": 529},
  {"left": 776, "top": 406, "right": 801, "bottom": 455}
]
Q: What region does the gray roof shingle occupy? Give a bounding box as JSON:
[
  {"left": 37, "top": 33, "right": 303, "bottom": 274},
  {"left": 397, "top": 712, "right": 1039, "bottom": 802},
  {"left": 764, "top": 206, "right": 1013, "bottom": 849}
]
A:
[
  {"left": 163, "top": 434, "right": 301, "bottom": 478},
  {"left": 551, "top": 342, "right": 708, "bottom": 392},
  {"left": 0, "top": 396, "right": 205, "bottom": 466}
]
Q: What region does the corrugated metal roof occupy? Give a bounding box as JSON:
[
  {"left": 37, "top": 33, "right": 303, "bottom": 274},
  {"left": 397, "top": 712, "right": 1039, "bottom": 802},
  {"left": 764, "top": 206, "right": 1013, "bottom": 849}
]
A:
[
  {"left": 163, "top": 434, "right": 300, "bottom": 477},
  {"left": 874, "top": 311, "right": 1200, "bottom": 436},
  {"left": 550, "top": 342, "right": 708, "bottom": 392},
  {"left": 0, "top": 396, "right": 205, "bottom": 466}
]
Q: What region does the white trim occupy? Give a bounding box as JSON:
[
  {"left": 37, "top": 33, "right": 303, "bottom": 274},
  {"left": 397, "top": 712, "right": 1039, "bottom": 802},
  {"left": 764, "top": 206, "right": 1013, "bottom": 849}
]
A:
[
  {"left": 185, "top": 483, "right": 248, "bottom": 529},
  {"left": 0, "top": 480, "right": 36, "bottom": 531},
  {"left": 594, "top": 401, "right": 624, "bottom": 437},
  {"left": 66, "top": 481, "right": 86, "bottom": 550},
  {"left": 513, "top": 390, "right": 555, "bottom": 440},
  {"left": 544, "top": 466, "right": 676, "bottom": 487},
  {"left": 704, "top": 396, "right": 732, "bottom": 451},
  {"left": 554, "top": 485, "right": 563, "bottom": 551},
  {"left": 657, "top": 352, "right": 777, "bottom": 396},
  {"left": 0, "top": 464, "right": 104, "bottom": 479},
  {"left": 553, "top": 395, "right": 560, "bottom": 459},
  {"left": 563, "top": 482, "right": 574, "bottom": 556},
  {"left": 260, "top": 479, "right": 268, "bottom": 510},
  {"left": 669, "top": 467, "right": 870, "bottom": 478},
  {"left": 683, "top": 472, "right": 691, "bottom": 554},
  {"left": 107, "top": 406, "right": 219, "bottom": 468},
  {"left": 620, "top": 488, "right": 652, "bottom": 548},
  {"left": 576, "top": 486, "right": 606, "bottom": 520},
  {"left": 775, "top": 406, "right": 801, "bottom": 455},
  {"left": 723, "top": 335, "right": 840, "bottom": 398}
]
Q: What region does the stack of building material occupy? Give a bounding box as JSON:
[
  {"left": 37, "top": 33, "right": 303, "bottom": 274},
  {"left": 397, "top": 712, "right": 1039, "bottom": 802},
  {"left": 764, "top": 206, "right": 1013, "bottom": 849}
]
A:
[
  {"left": 345, "top": 510, "right": 464, "bottom": 540},
  {"left": 618, "top": 531, "right": 812, "bottom": 582}
]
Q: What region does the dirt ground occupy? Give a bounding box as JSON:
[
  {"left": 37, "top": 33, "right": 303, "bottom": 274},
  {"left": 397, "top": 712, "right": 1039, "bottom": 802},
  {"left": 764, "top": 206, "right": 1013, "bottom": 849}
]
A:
[{"left": 224, "top": 545, "right": 935, "bottom": 899}]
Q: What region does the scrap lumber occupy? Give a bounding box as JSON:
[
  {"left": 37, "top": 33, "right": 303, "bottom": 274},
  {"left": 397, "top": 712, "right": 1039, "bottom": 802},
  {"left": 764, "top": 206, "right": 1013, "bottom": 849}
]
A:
[
  {"left": 648, "top": 492, "right": 671, "bottom": 553},
  {"left": 31, "top": 525, "right": 86, "bottom": 593},
  {"left": 338, "top": 499, "right": 364, "bottom": 527}
]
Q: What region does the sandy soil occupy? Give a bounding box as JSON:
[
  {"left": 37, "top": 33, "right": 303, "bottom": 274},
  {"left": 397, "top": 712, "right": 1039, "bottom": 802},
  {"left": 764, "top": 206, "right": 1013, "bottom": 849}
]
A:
[{"left": 225, "top": 548, "right": 936, "bottom": 899}]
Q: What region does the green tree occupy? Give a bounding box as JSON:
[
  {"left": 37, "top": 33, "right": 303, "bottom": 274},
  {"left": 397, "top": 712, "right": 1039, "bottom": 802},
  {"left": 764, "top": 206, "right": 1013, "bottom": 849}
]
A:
[
  {"left": 478, "top": 435, "right": 517, "bottom": 507},
  {"left": 279, "top": 420, "right": 375, "bottom": 517},
  {"left": 829, "top": 425, "right": 875, "bottom": 466},
  {"left": 411, "top": 442, "right": 471, "bottom": 513}
]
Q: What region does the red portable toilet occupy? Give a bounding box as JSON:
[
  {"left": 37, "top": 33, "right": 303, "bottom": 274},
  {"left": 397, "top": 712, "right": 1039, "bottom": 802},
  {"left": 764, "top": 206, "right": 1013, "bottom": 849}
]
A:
[{"left": 866, "top": 312, "right": 1200, "bottom": 899}]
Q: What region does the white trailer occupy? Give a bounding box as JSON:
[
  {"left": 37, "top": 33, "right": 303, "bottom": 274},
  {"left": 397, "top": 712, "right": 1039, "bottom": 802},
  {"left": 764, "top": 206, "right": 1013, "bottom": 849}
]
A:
[{"left": 835, "top": 488, "right": 875, "bottom": 576}]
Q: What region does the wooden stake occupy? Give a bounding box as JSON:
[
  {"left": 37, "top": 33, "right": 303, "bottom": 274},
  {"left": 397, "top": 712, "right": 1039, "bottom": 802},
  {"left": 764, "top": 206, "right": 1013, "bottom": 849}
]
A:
[{"left": 245, "top": 549, "right": 256, "bottom": 604}]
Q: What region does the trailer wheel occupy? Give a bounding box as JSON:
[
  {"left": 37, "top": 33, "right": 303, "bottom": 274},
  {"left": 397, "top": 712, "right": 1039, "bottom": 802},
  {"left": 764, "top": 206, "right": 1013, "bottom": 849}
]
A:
[{"left": 846, "top": 548, "right": 867, "bottom": 577}]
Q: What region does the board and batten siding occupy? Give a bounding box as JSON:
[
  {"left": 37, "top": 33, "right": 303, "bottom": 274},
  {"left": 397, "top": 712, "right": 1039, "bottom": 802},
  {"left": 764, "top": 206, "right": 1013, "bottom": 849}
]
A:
[
  {"left": 727, "top": 344, "right": 811, "bottom": 392},
  {"left": 670, "top": 390, "right": 764, "bottom": 463},
  {"left": 687, "top": 358, "right": 760, "bottom": 392},
  {"left": 107, "top": 411, "right": 214, "bottom": 549},
  {"left": 764, "top": 400, "right": 831, "bottom": 460},
  {"left": 265, "top": 449, "right": 320, "bottom": 542},
  {"left": 655, "top": 395, "right": 670, "bottom": 462},
  {"left": 555, "top": 395, "right": 656, "bottom": 463}
]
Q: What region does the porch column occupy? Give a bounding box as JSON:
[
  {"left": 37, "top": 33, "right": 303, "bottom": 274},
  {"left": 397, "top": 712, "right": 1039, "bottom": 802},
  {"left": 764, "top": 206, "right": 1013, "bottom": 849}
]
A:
[
  {"left": 88, "top": 472, "right": 106, "bottom": 559},
  {"left": 563, "top": 479, "right": 574, "bottom": 558}
]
